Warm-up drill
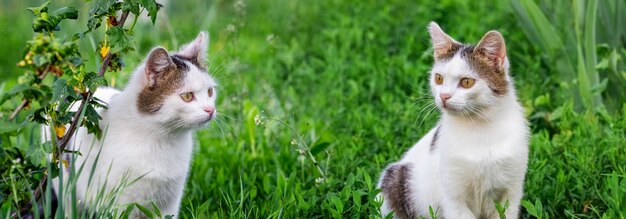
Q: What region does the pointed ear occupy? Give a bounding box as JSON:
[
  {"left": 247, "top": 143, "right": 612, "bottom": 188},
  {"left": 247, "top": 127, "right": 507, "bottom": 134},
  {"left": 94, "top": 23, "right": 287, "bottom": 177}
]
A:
[
  {"left": 473, "top": 31, "right": 507, "bottom": 68},
  {"left": 428, "top": 22, "right": 460, "bottom": 60},
  {"left": 145, "top": 47, "right": 173, "bottom": 87},
  {"left": 179, "top": 31, "right": 208, "bottom": 66}
]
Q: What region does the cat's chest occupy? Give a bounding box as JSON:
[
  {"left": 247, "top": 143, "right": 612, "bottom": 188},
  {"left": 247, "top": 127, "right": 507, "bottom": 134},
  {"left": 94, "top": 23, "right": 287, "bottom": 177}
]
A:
[
  {"left": 436, "top": 123, "right": 528, "bottom": 187},
  {"left": 101, "top": 129, "right": 194, "bottom": 179}
]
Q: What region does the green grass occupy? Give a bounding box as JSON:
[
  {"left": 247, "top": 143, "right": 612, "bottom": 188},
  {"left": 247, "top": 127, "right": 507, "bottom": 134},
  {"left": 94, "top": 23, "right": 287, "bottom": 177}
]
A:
[{"left": 1, "top": 0, "right": 625, "bottom": 218}]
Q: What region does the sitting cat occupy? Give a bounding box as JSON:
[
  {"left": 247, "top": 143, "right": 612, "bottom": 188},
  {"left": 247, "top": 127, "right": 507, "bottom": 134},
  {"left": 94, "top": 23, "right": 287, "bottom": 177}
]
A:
[
  {"left": 44, "top": 32, "right": 217, "bottom": 218},
  {"left": 377, "top": 22, "right": 529, "bottom": 219}
]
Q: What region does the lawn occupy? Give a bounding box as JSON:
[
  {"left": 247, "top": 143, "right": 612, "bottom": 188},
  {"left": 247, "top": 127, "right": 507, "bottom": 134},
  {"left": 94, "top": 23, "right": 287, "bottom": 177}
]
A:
[{"left": 1, "top": 0, "right": 625, "bottom": 218}]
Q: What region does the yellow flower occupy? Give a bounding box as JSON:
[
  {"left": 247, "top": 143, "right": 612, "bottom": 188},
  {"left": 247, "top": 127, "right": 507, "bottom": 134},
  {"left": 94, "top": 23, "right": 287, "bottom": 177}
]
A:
[
  {"left": 100, "top": 45, "right": 110, "bottom": 58},
  {"left": 54, "top": 125, "right": 66, "bottom": 138},
  {"left": 61, "top": 159, "right": 69, "bottom": 169}
]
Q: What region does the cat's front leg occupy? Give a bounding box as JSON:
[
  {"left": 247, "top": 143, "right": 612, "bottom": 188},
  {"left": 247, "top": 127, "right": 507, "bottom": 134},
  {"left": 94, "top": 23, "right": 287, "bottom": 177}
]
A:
[
  {"left": 441, "top": 198, "right": 476, "bottom": 219},
  {"left": 502, "top": 188, "right": 522, "bottom": 219}
]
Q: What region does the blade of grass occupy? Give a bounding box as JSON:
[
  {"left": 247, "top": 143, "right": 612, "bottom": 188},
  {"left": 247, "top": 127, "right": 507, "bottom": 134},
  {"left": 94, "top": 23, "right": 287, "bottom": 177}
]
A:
[{"left": 583, "top": 0, "right": 602, "bottom": 108}]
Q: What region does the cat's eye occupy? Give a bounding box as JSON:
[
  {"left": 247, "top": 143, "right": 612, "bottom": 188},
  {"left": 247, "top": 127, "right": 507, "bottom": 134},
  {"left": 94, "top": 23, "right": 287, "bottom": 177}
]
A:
[
  {"left": 208, "top": 87, "right": 214, "bottom": 97},
  {"left": 434, "top": 73, "right": 444, "bottom": 85},
  {"left": 180, "top": 92, "right": 194, "bottom": 102},
  {"left": 460, "top": 78, "right": 475, "bottom": 88}
]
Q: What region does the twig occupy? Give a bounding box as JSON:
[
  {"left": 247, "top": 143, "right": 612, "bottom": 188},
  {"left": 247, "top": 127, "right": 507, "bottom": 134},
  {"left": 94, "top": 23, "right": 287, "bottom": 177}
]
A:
[
  {"left": 9, "top": 100, "right": 30, "bottom": 120},
  {"left": 8, "top": 65, "right": 51, "bottom": 120}
]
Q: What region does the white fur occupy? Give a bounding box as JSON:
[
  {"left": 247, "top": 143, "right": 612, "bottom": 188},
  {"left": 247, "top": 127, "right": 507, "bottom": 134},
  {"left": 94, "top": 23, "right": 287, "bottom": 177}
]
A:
[
  {"left": 45, "top": 33, "right": 216, "bottom": 218},
  {"left": 378, "top": 30, "right": 528, "bottom": 218}
]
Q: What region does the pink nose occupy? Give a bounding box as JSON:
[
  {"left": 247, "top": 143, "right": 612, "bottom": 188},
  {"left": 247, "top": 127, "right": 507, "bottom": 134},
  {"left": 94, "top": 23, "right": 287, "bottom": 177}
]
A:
[
  {"left": 440, "top": 93, "right": 451, "bottom": 106},
  {"left": 203, "top": 107, "right": 215, "bottom": 116}
]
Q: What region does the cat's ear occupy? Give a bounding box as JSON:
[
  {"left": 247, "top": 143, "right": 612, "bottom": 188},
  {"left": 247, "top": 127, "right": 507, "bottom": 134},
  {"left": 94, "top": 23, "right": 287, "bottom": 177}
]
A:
[
  {"left": 145, "top": 47, "right": 173, "bottom": 87},
  {"left": 474, "top": 31, "right": 507, "bottom": 68},
  {"left": 428, "top": 22, "right": 460, "bottom": 61},
  {"left": 179, "top": 31, "right": 208, "bottom": 67}
]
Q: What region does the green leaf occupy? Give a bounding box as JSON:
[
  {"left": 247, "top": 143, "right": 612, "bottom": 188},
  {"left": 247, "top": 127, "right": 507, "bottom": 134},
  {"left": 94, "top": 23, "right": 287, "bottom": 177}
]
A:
[
  {"left": 250, "top": 186, "right": 257, "bottom": 199},
  {"left": 28, "top": 2, "right": 78, "bottom": 32},
  {"left": 310, "top": 142, "right": 330, "bottom": 155},
  {"left": 84, "top": 104, "right": 103, "bottom": 139},
  {"left": 351, "top": 190, "right": 362, "bottom": 211},
  {"left": 87, "top": 17, "right": 103, "bottom": 32},
  {"left": 122, "top": 0, "right": 141, "bottom": 15},
  {"left": 27, "top": 143, "right": 46, "bottom": 167},
  {"left": 328, "top": 195, "right": 344, "bottom": 214},
  {"left": 6, "top": 84, "right": 30, "bottom": 96},
  {"left": 119, "top": 204, "right": 136, "bottom": 219},
  {"left": 361, "top": 168, "right": 372, "bottom": 191},
  {"left": 590, "top": 78, "right": 609, "bottom": 94},
  {"left": 89, "top": 0, "right": 117, "bottom": 17},
  {"left": 133, "top": 203, "right": 153, "bottom": 218},
  {"left": 26, "top": 1, "right": 51, "bottom": 16},
  {"left": 85, "top": 75, "right": 107, "bottom": 91},
  {"left": 32, "top": 54, "right": 51, "bottom": 66},
  {"left": 150, "top": 202, "right": 162, "bottom": 217},
  {"left": 521, "top": 200, "right": 537, "bottom": 218},
  {"left": 51, "top": 79, "right": 75, "bottom": 102},
  {"left": 0, "top": 123, "right": 20, "bottom": 135},
  {"left": 139, "top": 0, "right": 160, "bottom": 24},
  {"left": 67, "top": 56, "right": 83, "bottom": 66},
  {"left": 106, "top": 26, "right": 135, "bottom": 53},
  {"left": 50, "top": 7, "right": 79, "bottom": 21},
  {"left": 85, "top": 0, "right": 116, "bottom": 32},
  {"left": 30, "top": 107, "right": 49, "bottom": 124}
]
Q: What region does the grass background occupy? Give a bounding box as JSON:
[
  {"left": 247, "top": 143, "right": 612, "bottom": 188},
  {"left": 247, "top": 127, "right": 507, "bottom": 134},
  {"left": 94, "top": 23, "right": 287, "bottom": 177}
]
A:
[{"left": 1, "top": 0, "right": 625, "bottom": 218}]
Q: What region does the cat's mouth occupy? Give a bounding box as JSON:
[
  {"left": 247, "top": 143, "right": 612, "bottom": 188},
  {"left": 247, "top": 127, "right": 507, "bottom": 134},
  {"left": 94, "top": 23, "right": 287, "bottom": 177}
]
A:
[
  {"left": 195, "top": 117, "right": 212, "bottom": 126},
  {"left": 440, "top": 103, "right": 486, "bottom": 118},
  {"left": 196, "top": 114, "right": 215, "bottom": 126}
]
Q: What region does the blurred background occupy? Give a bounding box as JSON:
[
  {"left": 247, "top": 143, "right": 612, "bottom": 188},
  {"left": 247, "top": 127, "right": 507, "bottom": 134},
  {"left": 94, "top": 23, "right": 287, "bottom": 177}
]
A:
[{"left": 1, "top": 0, "right": 625, "bottom": 218}]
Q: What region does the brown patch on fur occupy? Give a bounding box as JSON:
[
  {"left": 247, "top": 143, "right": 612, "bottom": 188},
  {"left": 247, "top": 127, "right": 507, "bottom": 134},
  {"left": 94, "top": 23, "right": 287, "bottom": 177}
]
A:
[
  {"left": 430, "top": 126, "right": 441, "bottom": 152},
  {"left": 172, "top": 54, "right": 206, "bottom": 72},
  {"left": 380, "top": 164, "right": 416, "bottom": 219},
  {"left": 137, "top": 53, "right": 188, "bottom": 114},
  {"left": 460, "top": 46, "right": 509, "bottom": 95},
  {"left": 435, "top": 42, "right": 462, "bottom": 61}
]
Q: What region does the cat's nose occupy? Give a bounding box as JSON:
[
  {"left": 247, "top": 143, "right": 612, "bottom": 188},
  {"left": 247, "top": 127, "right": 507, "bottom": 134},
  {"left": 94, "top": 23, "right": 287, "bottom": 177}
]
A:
[
  {"left": 440, "top": 93, "right": 451, "bottom": 105},
  {"left": 203, "top": 107, "right": 215, "bottom": 116}
]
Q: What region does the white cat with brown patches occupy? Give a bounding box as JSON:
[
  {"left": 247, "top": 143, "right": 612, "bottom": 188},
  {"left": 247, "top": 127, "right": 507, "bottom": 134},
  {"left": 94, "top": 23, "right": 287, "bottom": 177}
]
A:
[
  {"left": 45, "top": 32, "right": 216, "bottom": 217},
  {"left": 377, "top": 22, "right": 529, "bottom": 219}
]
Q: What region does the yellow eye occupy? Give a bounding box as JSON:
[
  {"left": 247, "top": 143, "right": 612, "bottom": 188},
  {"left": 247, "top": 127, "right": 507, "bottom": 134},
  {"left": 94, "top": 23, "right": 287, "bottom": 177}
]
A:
[
  {"left": 208, "top": 87, "right": 214, "bottom": 97},
  {"left": 460, "top": 78, "right": 475, "bottom": 88},
  {"left": 180, "top": 92, "right": 194, "bottom": 102},
  {"left": 434, "top": 73, "right": 443, "bottom": 85}
]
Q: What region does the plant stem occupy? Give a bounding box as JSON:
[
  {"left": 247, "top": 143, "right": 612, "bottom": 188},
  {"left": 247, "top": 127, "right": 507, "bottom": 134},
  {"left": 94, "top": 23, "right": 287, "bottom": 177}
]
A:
[
  {"left": 129, "top": 8, "right": 143, "bottom": 32},
  {"left": 59, "top": 10, "right": 129, "bottom": 155},
  {"left": 9, "top": 65, "right": 51, "bottom": 120}
]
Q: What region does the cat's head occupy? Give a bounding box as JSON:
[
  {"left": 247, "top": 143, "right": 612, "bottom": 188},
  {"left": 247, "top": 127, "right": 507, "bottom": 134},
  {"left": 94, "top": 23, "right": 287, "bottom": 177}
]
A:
[
  {"left": 131, "top": 32, "right": 217, "bottom": 130},
  {"left": 427, "top": 22, "right": 511, "bottom": 118}
]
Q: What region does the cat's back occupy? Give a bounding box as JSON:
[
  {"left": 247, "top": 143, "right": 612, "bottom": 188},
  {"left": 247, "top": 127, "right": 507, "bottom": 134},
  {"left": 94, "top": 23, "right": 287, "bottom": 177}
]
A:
[
  {"left": 67, "top": 87, "right": 120, "bottom": 112},
  {"left": 92, "top": 87, "right": 121, "bottom": 106}
]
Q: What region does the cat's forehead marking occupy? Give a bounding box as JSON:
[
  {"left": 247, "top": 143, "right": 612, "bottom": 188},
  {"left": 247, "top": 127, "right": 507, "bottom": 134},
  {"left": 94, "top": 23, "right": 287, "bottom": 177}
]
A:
[
  {"left": 460, "top": 46, "right": 508, "bottom": 95},
  {"left": 171, "top": 54, "right": 206, "bottom": 72},
  {"left": 137, "top": 57, "right": 189, "bottom": 115},
  {"left": 436, "top": 44, "right": 509, "bottom": 95},
  {"left": 439, "top": 53, "right": 471, "bottom": 78}
]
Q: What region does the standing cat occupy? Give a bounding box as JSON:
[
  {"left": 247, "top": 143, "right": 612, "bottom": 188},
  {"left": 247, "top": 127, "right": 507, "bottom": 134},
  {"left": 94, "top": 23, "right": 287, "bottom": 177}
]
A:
[
  {"left": 377, "top": 22, "right": 529, "bottom": 219},
  {"left": 45, "top": 32, "right": 217, "bottom": 218}
]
